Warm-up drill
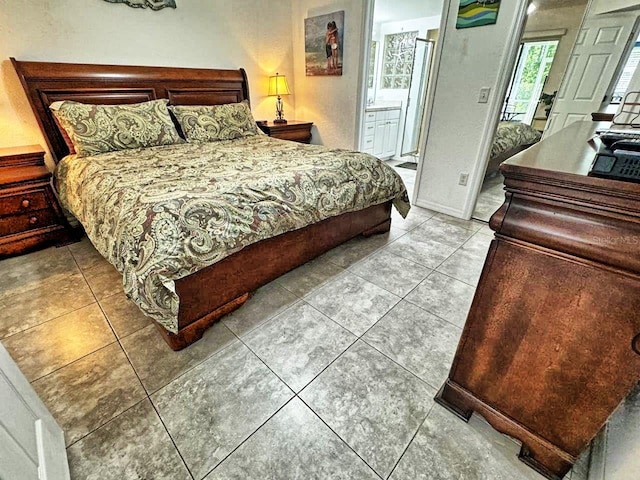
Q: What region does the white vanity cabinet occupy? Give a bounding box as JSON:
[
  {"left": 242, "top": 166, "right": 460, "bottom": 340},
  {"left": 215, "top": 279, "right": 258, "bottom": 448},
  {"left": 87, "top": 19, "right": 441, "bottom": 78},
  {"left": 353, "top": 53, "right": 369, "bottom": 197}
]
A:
[{"left": 361, "top": 106, "right": 401, "bottom": 159}]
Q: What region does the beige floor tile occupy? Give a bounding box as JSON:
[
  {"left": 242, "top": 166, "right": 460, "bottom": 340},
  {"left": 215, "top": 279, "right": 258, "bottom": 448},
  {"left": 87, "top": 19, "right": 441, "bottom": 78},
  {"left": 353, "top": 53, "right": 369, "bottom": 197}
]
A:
[
  {"left": 2, "top": 303, "right": 115, "bottom": 381},
  {"left": 0, "top": 271, "right": 94, "bottom": 339},
  {"left": 33, "top": 343, "right": 145, "bottom": 446},
  {"left": 99, "top": 291, "right": 152, "bottom": 339}
]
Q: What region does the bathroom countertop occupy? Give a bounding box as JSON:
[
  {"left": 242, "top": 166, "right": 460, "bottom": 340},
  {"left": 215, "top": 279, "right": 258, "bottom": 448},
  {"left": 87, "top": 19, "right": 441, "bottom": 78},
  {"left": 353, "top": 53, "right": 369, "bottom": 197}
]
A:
[{"left": 365, "top": 102, "right": 402, "bottom": 112}]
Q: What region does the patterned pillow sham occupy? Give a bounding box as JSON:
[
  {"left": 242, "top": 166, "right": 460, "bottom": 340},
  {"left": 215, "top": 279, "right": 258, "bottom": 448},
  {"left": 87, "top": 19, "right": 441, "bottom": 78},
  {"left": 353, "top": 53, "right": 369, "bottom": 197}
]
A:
[
  {"left": 50, "top": 99, "right": 183, "bottom": 157},
  {"left": 169, "top": 101, "right": 259, "bottom": 143}
]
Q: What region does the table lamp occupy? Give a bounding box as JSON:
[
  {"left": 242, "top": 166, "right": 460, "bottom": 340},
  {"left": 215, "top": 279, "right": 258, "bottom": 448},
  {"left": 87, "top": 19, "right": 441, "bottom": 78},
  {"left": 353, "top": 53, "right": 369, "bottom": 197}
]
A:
[{"left": 268, "top": 73, "right": 291, "bottom": 124}]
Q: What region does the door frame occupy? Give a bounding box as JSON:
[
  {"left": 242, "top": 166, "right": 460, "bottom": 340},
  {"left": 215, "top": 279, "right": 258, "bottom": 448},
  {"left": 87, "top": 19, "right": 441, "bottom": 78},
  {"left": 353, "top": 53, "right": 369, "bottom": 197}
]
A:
[
  {"left": 354, "top": 0, "right": 376, "bottom": 155},
  {"left": 355, "top": 0, "right": 448, "bottom": 205},
  {"left": 461, "top": 1, "right": 530, "bottom": 220}
]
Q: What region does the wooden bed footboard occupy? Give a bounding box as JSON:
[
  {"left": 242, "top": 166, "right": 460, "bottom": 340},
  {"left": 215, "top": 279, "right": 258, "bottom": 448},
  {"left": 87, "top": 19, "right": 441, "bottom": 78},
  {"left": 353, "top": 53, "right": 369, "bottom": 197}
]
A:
[{"left": 159, "top": 201, "right": 392, "bottom": 350}]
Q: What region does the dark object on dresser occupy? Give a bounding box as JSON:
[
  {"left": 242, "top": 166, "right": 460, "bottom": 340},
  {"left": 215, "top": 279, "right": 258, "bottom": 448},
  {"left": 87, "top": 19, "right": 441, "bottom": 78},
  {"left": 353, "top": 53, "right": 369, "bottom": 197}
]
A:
[
  {"left": 0, "top": 145, "right": 74, "bottom": 258},
  {"left": 591, "top": 111, "right": 615, "bottom": 122},
  {"left": 436, "top": 121, "right": 640, "bottom": 480},
  {"left": 257, "top": 120, "right": 313, "bottom": 144},
  {"left": 12, "top": 59, "right": 391, "bottom": 350}
]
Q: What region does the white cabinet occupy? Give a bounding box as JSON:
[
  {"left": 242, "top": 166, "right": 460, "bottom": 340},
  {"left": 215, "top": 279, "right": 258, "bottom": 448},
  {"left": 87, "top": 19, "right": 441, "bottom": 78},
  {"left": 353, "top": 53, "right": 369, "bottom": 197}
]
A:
[{"left": 361, "top": 107, "right": 401, "bottom": 159}]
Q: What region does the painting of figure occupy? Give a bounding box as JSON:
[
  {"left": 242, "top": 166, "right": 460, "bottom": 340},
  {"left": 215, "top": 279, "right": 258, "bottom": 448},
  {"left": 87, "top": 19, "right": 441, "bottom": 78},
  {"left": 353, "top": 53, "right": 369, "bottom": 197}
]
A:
[
  {"left": 456, "top": 0, "right": 501, "bottom": 29},
  {"left": 305, "top": 11, "right": 344, "bottom": 76}
]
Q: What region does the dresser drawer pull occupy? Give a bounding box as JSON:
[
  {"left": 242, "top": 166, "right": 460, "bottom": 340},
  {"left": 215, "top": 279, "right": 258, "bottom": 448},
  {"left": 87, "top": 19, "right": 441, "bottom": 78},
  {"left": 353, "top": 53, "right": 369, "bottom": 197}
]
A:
[
  {"left": 633, "top": 333, "right": 640, "bottom": 356},
  {"left": 21, "top": 199, "right": 31, "bottom": 209},
  {"left": 29, "top": 216, "right": 38, "bottom": 225}
]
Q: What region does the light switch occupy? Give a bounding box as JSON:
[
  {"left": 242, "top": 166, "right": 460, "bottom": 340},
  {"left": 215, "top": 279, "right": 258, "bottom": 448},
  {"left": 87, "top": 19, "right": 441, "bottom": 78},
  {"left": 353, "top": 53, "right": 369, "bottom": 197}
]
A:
[{"left": 478, "top": 88, "right": 491, "bottom": 104}]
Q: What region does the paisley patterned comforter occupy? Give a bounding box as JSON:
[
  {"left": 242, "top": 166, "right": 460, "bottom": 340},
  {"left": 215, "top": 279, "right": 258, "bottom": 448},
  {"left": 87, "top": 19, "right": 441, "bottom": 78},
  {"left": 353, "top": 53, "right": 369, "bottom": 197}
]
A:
[
  {"left": 491, "top": 121, "right": 541, "bottom": 159},
  {"left": 55, "top": 135, "right": 410, "bottom": 332}
]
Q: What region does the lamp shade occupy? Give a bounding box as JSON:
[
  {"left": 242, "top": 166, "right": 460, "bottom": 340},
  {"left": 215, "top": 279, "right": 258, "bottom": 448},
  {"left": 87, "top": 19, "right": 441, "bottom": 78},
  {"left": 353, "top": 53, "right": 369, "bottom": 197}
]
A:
[{"left": 268, "top": 74, "right": 291, "bottom": 96}]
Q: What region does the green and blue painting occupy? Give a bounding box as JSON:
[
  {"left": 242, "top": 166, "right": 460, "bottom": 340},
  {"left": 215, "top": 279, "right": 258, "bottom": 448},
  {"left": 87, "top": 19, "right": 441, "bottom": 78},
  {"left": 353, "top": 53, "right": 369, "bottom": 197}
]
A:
[{"left": 456, "top": 0, "right": 501, "bottom": 29}]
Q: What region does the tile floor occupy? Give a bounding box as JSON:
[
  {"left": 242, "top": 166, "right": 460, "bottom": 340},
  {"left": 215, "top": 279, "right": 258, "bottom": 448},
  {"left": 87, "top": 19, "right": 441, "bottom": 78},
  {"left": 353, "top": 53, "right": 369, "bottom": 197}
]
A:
[{"left": 1, "top": 199, "right": 597, "bottom": 480}]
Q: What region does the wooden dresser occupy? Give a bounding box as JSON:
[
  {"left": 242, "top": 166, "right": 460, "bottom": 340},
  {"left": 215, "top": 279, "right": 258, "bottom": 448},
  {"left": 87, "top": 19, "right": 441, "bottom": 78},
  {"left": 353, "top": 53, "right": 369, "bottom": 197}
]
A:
[
  {"left": 436, "top": 122, "right": 640, "bottom": 480},
  {"left": 0, "top": 146, "right": 74, "bottom": 257},
  {"left": 257, "top": 120, "right": 313, "bottom": 144}
]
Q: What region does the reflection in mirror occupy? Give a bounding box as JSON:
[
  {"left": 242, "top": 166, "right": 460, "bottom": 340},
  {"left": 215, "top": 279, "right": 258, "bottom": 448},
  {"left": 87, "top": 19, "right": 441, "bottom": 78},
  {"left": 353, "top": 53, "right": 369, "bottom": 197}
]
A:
[{"left": 473, "top": 0, "right": 590, "bottom": 222}]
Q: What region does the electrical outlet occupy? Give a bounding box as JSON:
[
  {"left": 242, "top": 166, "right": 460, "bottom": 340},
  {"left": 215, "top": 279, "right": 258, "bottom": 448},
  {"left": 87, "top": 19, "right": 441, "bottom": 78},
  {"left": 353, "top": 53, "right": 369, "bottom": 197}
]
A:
[
  {"left": 459, "top": 173, "right": 469, "bottom": 186},
  {"left": 478, "top": 87, "right": 491, "bottom": 104}
]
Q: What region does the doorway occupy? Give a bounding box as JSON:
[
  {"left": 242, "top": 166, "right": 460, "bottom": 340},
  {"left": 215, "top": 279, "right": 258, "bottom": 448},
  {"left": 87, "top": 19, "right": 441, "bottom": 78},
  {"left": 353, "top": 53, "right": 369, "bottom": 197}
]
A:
[{"left": 357, "top": 0, "right": 444, "bottom": 199}]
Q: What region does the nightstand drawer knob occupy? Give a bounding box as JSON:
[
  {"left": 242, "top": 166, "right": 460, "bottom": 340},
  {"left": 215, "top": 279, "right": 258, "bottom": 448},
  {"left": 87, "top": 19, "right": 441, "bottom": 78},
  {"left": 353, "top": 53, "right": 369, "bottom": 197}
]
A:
[
  {"left": 21, "top": 199, "right": 30, "bottom": 208},
  {"left": 29, "top": 216, "right": 38, "bottom": 225}
]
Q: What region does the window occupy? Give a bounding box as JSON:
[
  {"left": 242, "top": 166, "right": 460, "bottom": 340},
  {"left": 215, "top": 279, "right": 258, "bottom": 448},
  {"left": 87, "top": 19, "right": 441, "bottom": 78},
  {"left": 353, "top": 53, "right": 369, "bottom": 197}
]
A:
[
  {"left": 503, "top": 40, "right": 558, "bottom": 125},
  {"left": 381, "top": 31, "right": 418, "bottom": 89},
  {"left": 611, "top": 34, "right": 640, "bottom": 104},
  {"left": 368, "top": 41, "right": 378, "bottom": 89}
]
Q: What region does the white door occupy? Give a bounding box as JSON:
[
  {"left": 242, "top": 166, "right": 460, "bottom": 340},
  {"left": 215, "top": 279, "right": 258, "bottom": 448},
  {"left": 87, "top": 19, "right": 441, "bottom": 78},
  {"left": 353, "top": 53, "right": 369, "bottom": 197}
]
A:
[
  {"left": 545, "top": 12, "right": 638, "bottom": 137},
  {"left": 0, "top": 343, "right": 70, "bottom": 480},
  {"left": 401, "top": 39, "right": 434, "bottom": 157}
]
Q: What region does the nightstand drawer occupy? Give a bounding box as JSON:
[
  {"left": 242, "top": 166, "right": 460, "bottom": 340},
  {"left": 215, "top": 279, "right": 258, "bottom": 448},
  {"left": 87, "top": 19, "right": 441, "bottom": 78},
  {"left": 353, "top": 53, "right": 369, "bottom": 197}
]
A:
[
  {"left": 0, "top": 208, "right": 58, "bottom": 236},
  {"left": 0, "top": 190, "right": 49, "bottom": 217}
]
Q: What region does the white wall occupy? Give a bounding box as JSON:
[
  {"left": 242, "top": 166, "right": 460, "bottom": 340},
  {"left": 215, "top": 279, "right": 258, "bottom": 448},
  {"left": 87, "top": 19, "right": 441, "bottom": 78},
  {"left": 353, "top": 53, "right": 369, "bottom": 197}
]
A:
[
  {"left": 291, "top": 0, "right": 367, "bottom": 149},
  {"left": 0, "top": 0, "right": 294, "bottom": 165},
  {"left": 414, "top": 0, "right": 528, "bottom": 218},
  {"left": 524, "top": 4, "right": 587, "bottom": 96}
]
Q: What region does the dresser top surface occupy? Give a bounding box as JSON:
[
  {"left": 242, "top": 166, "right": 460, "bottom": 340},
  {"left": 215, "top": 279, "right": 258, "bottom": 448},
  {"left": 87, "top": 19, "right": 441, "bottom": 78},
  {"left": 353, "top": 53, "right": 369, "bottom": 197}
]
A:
[{"left": 501, "top": 121, "right": 640, "bottom": 197}]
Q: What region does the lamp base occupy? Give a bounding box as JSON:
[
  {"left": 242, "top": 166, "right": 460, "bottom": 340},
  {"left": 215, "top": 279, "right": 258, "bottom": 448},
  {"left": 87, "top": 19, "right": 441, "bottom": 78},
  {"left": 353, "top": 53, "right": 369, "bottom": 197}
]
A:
[{"left": 273, "top": 119, "right": 288, "bottom": 124}]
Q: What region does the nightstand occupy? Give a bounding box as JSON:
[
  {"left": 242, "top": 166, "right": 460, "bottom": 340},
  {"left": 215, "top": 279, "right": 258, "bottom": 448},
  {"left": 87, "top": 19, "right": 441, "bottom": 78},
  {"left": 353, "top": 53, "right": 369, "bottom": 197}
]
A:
[
  {"left": 0, "top": 145, "right": 75, "bottom": 258},
  {"left": 257, "top": 120, "right": 313, "bottom": 144}
]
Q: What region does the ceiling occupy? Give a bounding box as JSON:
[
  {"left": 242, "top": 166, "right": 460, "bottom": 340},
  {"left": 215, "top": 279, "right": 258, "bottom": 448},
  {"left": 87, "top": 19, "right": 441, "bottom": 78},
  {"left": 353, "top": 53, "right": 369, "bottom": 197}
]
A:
[
  {"left": 534, "top": 0, "right": 589, "bottom": 10},
  {"left": 373, "top": 0, "right": 444, "bottom": 24},
  {"left": 372, "top": 0, "right": 587, "bottom": 24}
]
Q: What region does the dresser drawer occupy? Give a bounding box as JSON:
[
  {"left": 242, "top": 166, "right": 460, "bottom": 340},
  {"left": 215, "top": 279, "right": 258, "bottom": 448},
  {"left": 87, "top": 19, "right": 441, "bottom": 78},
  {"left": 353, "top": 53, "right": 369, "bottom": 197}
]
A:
[
  {"left": 0, "top": 208, "right": 58, "bottom": 237},
  {"left": 0, "top": 190, "right": 49, "bottom": 217}
]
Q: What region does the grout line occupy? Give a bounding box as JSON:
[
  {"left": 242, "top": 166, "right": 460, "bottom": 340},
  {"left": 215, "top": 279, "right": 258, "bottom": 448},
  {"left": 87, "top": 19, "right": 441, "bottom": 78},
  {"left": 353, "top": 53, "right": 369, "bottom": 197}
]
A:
[
  {"left": 29, "top": 340, "right": 118, "bottom": 385},
  {"left": 297, "top": 395, "right": 385, "bottom": 480},
  {"left": 385, "top": 403, "right": 436, "bottom": 480},
  {"left": 64, "top": 398, "right": 148, "bottom": 450},
  {"left": 140, "top": 336, "right": 241, "bottom": 397},
  {"left": 236, "top": 333, "right": 297, "bottom": 397},
  {"left": 0, "top": 297, "right": 97, "bottom": 342},
  {"left": 200, "top": 395, "right": 298, "bottom": 479},
  {"left": 148, "top": 399, "right": 196, "bottom": 480}
]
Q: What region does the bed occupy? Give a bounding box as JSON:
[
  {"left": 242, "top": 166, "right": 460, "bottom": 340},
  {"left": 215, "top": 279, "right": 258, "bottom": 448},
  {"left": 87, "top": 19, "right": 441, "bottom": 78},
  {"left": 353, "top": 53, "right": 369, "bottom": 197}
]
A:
[
  {"left": 485, "top": 121, "right": 542, "bottom": 178},
  {"left": 12, "top": 59, "right": 410, "bottom": 350}
]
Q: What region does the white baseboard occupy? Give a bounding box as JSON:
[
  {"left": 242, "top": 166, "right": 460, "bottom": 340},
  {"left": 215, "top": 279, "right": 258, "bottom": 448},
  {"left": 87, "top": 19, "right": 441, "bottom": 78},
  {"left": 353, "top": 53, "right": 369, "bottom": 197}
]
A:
[
  {"left": 413, "top": 198, "right": 466, "bottom": 219},
  {"left": 587, "top": 427, "right": 607, "bottom": 480}
]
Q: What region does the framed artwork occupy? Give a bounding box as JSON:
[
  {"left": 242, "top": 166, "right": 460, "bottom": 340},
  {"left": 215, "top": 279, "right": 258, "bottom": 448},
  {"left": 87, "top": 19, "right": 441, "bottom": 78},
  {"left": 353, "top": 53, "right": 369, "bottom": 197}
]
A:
[
  {"left": 102, "top": 0, "right": 176, "bottom": 10},
  {"left": 456, "top": 0, "right": 501, "bottom": 29},
  {"left": 305, "top": 10, "right": 345, "bottom": 76}
]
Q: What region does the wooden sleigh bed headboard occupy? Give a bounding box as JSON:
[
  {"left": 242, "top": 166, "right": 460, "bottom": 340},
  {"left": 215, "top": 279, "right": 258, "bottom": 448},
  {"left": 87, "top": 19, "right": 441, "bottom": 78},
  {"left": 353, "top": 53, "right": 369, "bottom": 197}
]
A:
[{"left": 11, "top": 58, "right": 250, "bottom": 164}]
